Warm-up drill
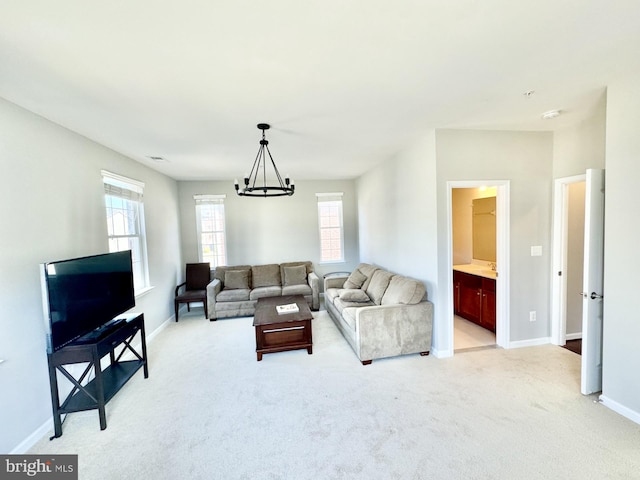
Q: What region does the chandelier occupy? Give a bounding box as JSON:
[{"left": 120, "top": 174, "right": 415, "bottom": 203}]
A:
[{"left": 234, "top": 123, "right": 295, "bottom": 197}]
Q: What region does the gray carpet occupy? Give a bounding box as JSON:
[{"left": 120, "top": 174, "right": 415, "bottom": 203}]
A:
[{"left": 29, "top": 310, "right": 640, "bottom": 479}]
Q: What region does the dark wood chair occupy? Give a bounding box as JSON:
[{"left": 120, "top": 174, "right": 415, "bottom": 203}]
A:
[{"left": 175, "top": 263, "right": 211, "bottom": 321}]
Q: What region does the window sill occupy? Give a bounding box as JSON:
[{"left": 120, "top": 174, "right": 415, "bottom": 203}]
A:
[
  {"left": 319, "top": 260, "right": 346, "bottom": 265},
  {"left": 135, "top": 286, "right": 155, "bottom": 299}
]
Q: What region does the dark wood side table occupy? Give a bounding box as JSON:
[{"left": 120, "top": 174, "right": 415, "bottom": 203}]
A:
[{"left": 253, "top": 295, "right": 313, "bottom": 361}]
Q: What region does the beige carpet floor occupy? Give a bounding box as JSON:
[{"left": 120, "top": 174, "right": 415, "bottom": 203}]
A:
[{"left": 29, "top": 310, "right": 640, "bottom": 479}]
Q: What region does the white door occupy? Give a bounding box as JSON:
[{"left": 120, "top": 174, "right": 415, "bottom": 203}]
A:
[{"left": 581, "top": 168, "right": 605, "bottom": 395}]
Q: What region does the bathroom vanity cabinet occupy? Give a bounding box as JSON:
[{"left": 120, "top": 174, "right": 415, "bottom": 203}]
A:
[{"left": 453, "top": 270, "right": 496, "bottom": 332}]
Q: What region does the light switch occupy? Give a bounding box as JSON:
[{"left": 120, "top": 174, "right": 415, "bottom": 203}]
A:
[{"left": 531, "top": 246, "right": 542, "bottom": 256}]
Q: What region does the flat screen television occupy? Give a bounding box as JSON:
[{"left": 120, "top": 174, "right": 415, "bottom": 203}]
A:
[{"left": 40, "top": 251, "right": 135, "bottom": 353}]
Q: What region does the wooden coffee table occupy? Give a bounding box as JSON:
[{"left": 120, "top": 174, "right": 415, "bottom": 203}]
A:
[{"left": 253, "top": 295, "right": 313, "bottom": 361}]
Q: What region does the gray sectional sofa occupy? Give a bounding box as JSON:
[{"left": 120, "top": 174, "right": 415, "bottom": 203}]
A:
[
  {"left": 324, "top": 263, "right": 433, "bottom": 364},
  {"left": 206, "top": 261, "right": 320, "bottom": 320}
]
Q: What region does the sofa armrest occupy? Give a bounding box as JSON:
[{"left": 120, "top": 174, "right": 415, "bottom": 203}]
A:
[
  {"left": 307, "top": 271, "right": 320, "bottom": 310},
  {"left": 206, "top": 278, "right": 222, "bottom": 319},
  {"left": 324, "top": 275, "right": 348, "bottom": 291},
  {"left": 355, "top": 302, "right": 433, "bottom": 362}
]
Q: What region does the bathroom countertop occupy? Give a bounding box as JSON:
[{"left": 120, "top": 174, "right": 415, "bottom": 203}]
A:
[{"left": 453, "top": 263, "right": 497, "bottom": 279}]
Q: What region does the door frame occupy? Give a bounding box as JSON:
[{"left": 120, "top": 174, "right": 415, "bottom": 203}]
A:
[
  {"left": 550, "top": 174, "right": 586, "bottom": 346},
  {"left": 446, "top": 180, "right": 510, "bottom": 353}
]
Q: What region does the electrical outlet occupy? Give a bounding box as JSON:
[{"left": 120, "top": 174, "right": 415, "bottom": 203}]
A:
[{"left": 529, "top": 311, "right": 536, "bottom": 322}]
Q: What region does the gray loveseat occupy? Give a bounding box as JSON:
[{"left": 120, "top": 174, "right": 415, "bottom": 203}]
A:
[
  {"left": 324, "top": 263, "right": 433, "bottom": 365},
  {"left": 207, "top": 261, "right": 320, "bottom": 320}
]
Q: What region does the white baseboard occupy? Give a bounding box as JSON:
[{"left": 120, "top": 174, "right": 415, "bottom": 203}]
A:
[
  {"left": 431, "top": 347, "right": 453, "bottom": 358},
  {"left": 565, "top": 332, "right": 582, "bottom": 341},
  {"left": 11, "top": 313, "right": 173, "bottom": 454},
  {"left": 10, "top": 419, "right": 53, "bottom": 454},
  {"left": 507, "top": 336, "right": 551, "bottom": 349},
  {"left": 599, "top": 395, "right": 640, "bottom": 426}
]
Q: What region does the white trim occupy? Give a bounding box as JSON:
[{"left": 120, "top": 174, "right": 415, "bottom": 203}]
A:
[
  {"left": 101, "top": 169, "right": 144, "bottom": 192},
  {"left": 134, "top": 285, "right": 155, "bottom": 299},
  {"left": 508, "top": 337, "right": 551, "bottom": 349},
  {"left": 315, "top": 192, "right": 343, "bottom": 198},
  {"left": 599, "top": 395, "right": 640, "bottom": 426},
  {"left": 194, "top": 194, "right": 226, "bottom": 203}
]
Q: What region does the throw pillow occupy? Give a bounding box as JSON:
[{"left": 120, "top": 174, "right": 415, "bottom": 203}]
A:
[
  {"left": 224, "top": 270, "right": 250, "bottom": 290},
  {"left": 283, "top": 265, "right": 307, "bottom": 286},
  {"left": 339, "top": 289, "right": 371, "bottom": 303},
  {"left": 252, "top": 264, "right": 281, "bottom": 287},
  {"left": 343, "top": 269, "right": 367, "bottom": 289}
]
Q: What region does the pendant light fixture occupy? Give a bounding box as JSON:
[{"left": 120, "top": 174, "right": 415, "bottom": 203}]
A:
[{"left": 234, "top": 123, "right": 294, "bottom": 197}]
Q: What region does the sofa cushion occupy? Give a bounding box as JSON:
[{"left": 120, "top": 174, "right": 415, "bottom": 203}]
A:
[
  {"left": 282, "top": 284, "right": 312, "bottom": 296},
  {"left": 381, "top": 275, "right": 427, "bottom": 305},
  {"left": 325, "top": 288, "right": 341, "bottom": 304},
  {"left": 280, "top": 261, "right": 312, "bottom": 281},
  {"left": 225, "top": 270, "right": 251, "bottom": 290},
  {"left": 214, "top": 265, "right": 251, "bottom": 286},
  {"left": 250, "top": 286, "right": 282, "bottom": 300},
  {"left": 252, "top": 264, "right": 281, "bottom": 288},
  {"left": 365, "top": 270, "right": 394, "bottom": 305},
  {"left": 283, "top": 265, "right": 307, "bottom": 286},
  {"left": 216, "top": 288, "right": 250, "bottom": 302},
  {"left": 343, "top": 269, "right": 367, "bottom": 289},
  {"left": 339, "top": 289, "right": 371, "bottom": 303},
  {"left": 353, "top": 263, "right": 379, "bottom": 291}
]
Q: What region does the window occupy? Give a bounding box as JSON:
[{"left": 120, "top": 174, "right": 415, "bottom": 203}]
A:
[
  {"left": 194, "top": 194, "right": 227, "bottom": 268},
  {"left": 317, "top": 193, "right": 344, "bottom": 263},
  {"left": 102, "top": 170, "right": 150, "bottom": 293}
]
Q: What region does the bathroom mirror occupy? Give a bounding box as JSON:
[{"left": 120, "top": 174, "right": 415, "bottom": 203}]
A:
[{"left": 472, "top": 196, "right": 496, "bottom": 262}]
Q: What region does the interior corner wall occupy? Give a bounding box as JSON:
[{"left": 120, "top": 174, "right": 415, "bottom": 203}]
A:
[
  {"left": 0, "top": 98, "right": 182, "bottom": 454},
  {"left": 601, "top": 70, "right": 640, "bottom": 419},
  {"left": 553, "top": 90, "right": 607, "bottom": 179},
  {"left": 435, "top": 129, "right": 554, "bottom": 345},
  {"left": 356, "top": 131, "right": 439, "bottom": 307},
  {"left": 176, "top": 179, "right": 360, "bottom": 279}
]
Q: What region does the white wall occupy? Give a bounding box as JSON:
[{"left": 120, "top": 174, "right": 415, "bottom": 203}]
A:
[
  {"left": 553, "top": 92, "right": 607, "bottom": 178},
  {"left": 357, "top": 131, "right": 439, "bottom": 308},
  {"left": 0, "top": 98, "right": 182, "bottom": 453},
  {"left": 601, "top": 70, "right": 640, "bottom": 418},
  {"left": 177, "top": 179, "right": 360, "bottom": 280},
  {"left": 435, "top": 129, "right": 554, "bottom": 345}
]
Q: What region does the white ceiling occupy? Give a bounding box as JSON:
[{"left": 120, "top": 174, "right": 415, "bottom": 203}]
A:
[{"left": 1, "top": 1, "right": 639, "bottom": 181}]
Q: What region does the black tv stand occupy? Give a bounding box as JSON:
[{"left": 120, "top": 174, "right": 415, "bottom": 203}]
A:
[{"left": 47, "top": 313, "right": 148, "bottom": 438}]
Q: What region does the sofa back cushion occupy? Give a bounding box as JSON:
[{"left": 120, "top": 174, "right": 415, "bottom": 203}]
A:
[
  {"left": 343, "top": 269, "right": 367, "bottom": 289},
  {"left": 381, "top": 275, "right": 427, "bottom": 305},
  {"left": 252, "top": 264, "right": 281, "bottom": 287},
  {"left": 365, "top": 270, "right": 394, "bottom": 305},
  {"left": 280, "top": 261, "right": 313, "bottom": 282},
  {"left": 351, "top": 263, "right": 379, "bottom": 291},
  {"left": 214, "top": 265, "right": 252, "bottom": 288},
  {"left": 283, "top": 264, "right": 307, "bottom": 286},
  {"left": 224, "top": 269, "right": 251, "bottom": 290}
]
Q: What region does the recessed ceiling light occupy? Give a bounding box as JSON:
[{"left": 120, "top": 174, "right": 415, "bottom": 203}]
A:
[{"left": 541, "top": 110, "right": 561, "bottom": 120}]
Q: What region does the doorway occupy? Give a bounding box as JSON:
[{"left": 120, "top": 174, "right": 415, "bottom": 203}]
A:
[
  {"left": 551, "top": 175, "right": 586, "bottom": 348},
  {"left": 446, "top": 181, "right": 510, "bottom": 356},
  {"left": 551, "top": 170, "right": 605, "bottom": 394}
]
